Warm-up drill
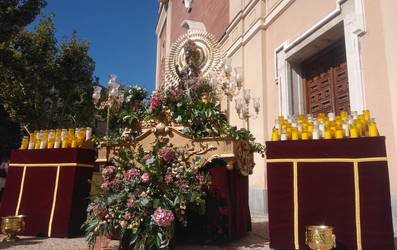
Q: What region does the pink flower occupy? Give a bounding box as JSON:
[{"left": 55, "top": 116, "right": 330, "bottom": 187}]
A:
[
  {"left": 102, "top": 166, "right": 116, "bottom": 181},
  {"left": 149, "top": 94, "right": 161, "bottom": 110},
  {"left": 126, "top": 195, "right": 135, "bottom": 208},
  {"left": 123, "top": 212, "right": 132, "bottom": 221},
  {"left": 101, "top": 181, "right": 111, "bottom": 192},
  {"left": 111, "top": 178, "right": 123, "bottom": 191},
  {"left": 168, "top": 89, "right": 177, "bottom": 102},
  {"left": 141, "top": 173, "right": 150, "bottom": 183},
  {"left": 93, "top": 205, "right": 107, "bottom": 219},
  {"left": 152, "top": 208, "right": 174, "bottom": 227},
  {"left": 124, "top": 168, "right": 140, "bottom": 181},
  {"left": 157, "top": 147, "right": 175, "bottom": 162},
  {"left": 165, "top": 175, "right": 173, "bottom": 185}
]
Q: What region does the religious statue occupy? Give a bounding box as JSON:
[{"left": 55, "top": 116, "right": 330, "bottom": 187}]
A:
[{"left": 176, "top": 39, "right": 201, "bottom": 83}]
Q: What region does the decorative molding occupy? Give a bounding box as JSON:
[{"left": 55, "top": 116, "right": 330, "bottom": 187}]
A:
[{"left": 274, "top": 0, "right": 367, "bottom": 115}]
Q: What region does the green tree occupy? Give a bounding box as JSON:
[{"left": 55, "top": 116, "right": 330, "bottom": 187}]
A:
[
  {"left": 0, "top": 0, "right": 47, "bottom": 43},
  {"left": 0, "top": 0, "right": 46, "bottom": 159},
  {"left": 0, "top": 16, "right": 96, "bottom": 131}
]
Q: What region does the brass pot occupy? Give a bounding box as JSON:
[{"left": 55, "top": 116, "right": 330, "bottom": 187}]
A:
[
  {"left": 305, "top": 225, "right": 336, "bottom": 250},
  {"left": 1, "top": 215, "right": 26, "bottom": 242}
]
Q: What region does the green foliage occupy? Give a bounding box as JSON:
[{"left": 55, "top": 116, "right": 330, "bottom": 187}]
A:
[
  {"left": 0, "top": 0, "right": 47, "bottom": 43},
  {"left": 113, "top": 86, "right": 147, "bottom": 135},
  {"left": 0, "top": 100, "right": 20, "bottom": 159},
  {"left": 84, "top": 139, "right": 211, "bottom": 249},
  {"left": 0, "top": 16, "right": 96, "bottom": 130}
]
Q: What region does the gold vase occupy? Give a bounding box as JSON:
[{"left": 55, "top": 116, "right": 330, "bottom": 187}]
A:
[
  {"left": 1, "top": 215, "right": 26, "bottom": 242},
  {"left": 305, "top": 225, "right": 336, "bottom": 250}
]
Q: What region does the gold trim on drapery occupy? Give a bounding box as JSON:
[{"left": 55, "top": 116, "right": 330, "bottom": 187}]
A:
[
  {"left": 11, "top": 162, "right": 94, "bottom": 237},
  {"left": 9, "top": 163, "right": 94, "bottom": 168},
  {"left": 266, "top": 157, "right": 387, "bottom": 250},
  {"left": 48, "top": 166, "right": 61, "bottom": 237},
  {"left": 15, "top": 166, "right": 27, "bottom": 216}
]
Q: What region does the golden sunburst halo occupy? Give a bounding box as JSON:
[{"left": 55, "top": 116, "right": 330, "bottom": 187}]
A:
[{"left": 164, "top": 30, "right": 224, "bottom": 89}]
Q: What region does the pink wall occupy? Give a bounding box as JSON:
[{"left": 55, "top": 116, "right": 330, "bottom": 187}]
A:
[{"left": 170, "top": 0, "right": 229, "bottom": 43}]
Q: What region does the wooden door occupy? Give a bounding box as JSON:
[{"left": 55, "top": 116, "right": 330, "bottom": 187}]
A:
[{"left": 302, "top": 39, "right": 350, "bottom": 115}]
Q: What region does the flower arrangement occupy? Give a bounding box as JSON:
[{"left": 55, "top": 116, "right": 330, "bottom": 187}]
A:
[
  {"left": 84, "top": 140, "right": 211, "bottom": 249},
  {"left": 86, "top": 76, "right": 265, "bottom": 249}
]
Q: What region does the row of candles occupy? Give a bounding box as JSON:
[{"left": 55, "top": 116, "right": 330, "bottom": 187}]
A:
[
  {"left": 19, "top": 127, "right": 93, "bottom": 150},
  {"left": 271, "top": 110, "right": 379, "bottom": 141}
]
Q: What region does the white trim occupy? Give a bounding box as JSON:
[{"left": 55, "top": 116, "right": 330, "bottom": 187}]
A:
[
  {"left": 274, "top": 42, "right": 292, "bottom": 116},
  {"left": 156, "top": 6, "right": 167, "bottom": 35},
  {"left": 273, "top": 0, "right": 366, "bottom": 115}
]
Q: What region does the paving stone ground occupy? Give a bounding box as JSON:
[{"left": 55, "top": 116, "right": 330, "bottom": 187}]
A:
[{"left": 0, "top": 215, "right": 270, "bottom": 250}]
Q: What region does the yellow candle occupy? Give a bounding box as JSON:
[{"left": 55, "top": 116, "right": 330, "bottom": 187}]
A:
[
  {"left": 368, "top": 123, "right": 379, "bottom": 137},
  {"left": 47, "top": 139, "right": 54, "bottom": 149},
  {"left": 355, "top": 121, "right": 363, "bottom": 136},
  {"left": 20, "top": 136, "right": 29, "bottom": 150},
  {"left": 350, "top": 127, "right": 359, "bottom": 138},
  {"left": 271, "top": 129, "right": 279, "bottom": 141},
  {"left": 363, "top": 110, "right": 370, "bottom": 121},
  {"left": 291, "top": 128, "right": 299, "bottom": 140},
  {"left": 71, "top": 139, "right": 77, "bottom": 148},
  {"left": 324, "top": 129, "right": 332, "bottom": 139},
  {"left": 61, "top": 139, "right": 69, "bottom": 148},
  {"left": 335, "top": 129, "right": 344, "bottom": 139},
  {"left": 34, "top": 140, "right": 41, "bottom": 149},
  {"left": 301, "top": 131, "right": 309, "bottom": 140}
]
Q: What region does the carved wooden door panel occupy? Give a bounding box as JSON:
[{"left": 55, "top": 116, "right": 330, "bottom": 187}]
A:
[
  {"left": 333, "top": 63, "right": 350, "bottom": 113},
  {"left": 305, "top": 69, "right": 335, "bottom": 115},
  {"left": 304, "top": 63, "right": 350, "bottom": 115}
]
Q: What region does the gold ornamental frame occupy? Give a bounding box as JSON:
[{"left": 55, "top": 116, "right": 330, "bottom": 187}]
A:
[{"left": 164, "top": 30, "right": 224, "bottom": 89}]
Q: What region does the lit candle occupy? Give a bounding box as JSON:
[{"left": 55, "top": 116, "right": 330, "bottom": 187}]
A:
[
  {"left": 291, "top": 128, "right": 299, "bottom": 140},
  {"left": 342, "top": 123, "right": 350, "bottom": 137},
  {"left": 312, "top": 128, "right": 320, "bottom": 140},
  {"left": 271, "top": 129, "right": 279, "bottom": 141},
  {"left": 47, "top": 139, "right": 54, "bottom": 149},
  {"left": 363, "top": 110, "right": 370, "bottom": 121},
  {"left": 61, "top": 139, "right": 69, "bottom": 148},
  {"left": 34, "top": 140, "right": 41, "bottom": 149},
  {"left": 54, "top": 140, "right": 61, "bottom": 149},
  {"left": 301, "top": 131, "right": 309, "bottom": 140},
  {"left": 39, "top": 140, "right": 47, "bottom": 149},
  {"left": 368, "top": 121, "right": 379, "bottom": 137},
  {"left": 335, "top": 129, "right": 344, "bottom": 139},
  {"left": 324, "top": 129, "right": 332, "bottom": 139},
  {"left": 350, "top": 126, "right": 359, "bottom": 138}
]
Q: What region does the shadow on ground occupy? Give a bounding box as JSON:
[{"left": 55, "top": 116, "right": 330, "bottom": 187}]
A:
[
  {"left": 175, "top": 218, "right": 269, "bottom": 250},
  {"left": 0, "top": 237, "right": 43, "bottom": 249}
]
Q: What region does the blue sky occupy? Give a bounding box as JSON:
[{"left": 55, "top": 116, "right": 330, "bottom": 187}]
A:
[{"left": 31, "top": 0, "right": 158, "bottom": 92}]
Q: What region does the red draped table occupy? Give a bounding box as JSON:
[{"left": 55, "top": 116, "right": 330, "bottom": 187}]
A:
[
  {"left": 0, "top": 148, "right": 94, "bottom": 238},
  {"left": 175, "top": 160, "right": 251, "bottom": 243},
  {"left": 266, "top": 137, "right": 394, "bottom": 250}
]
